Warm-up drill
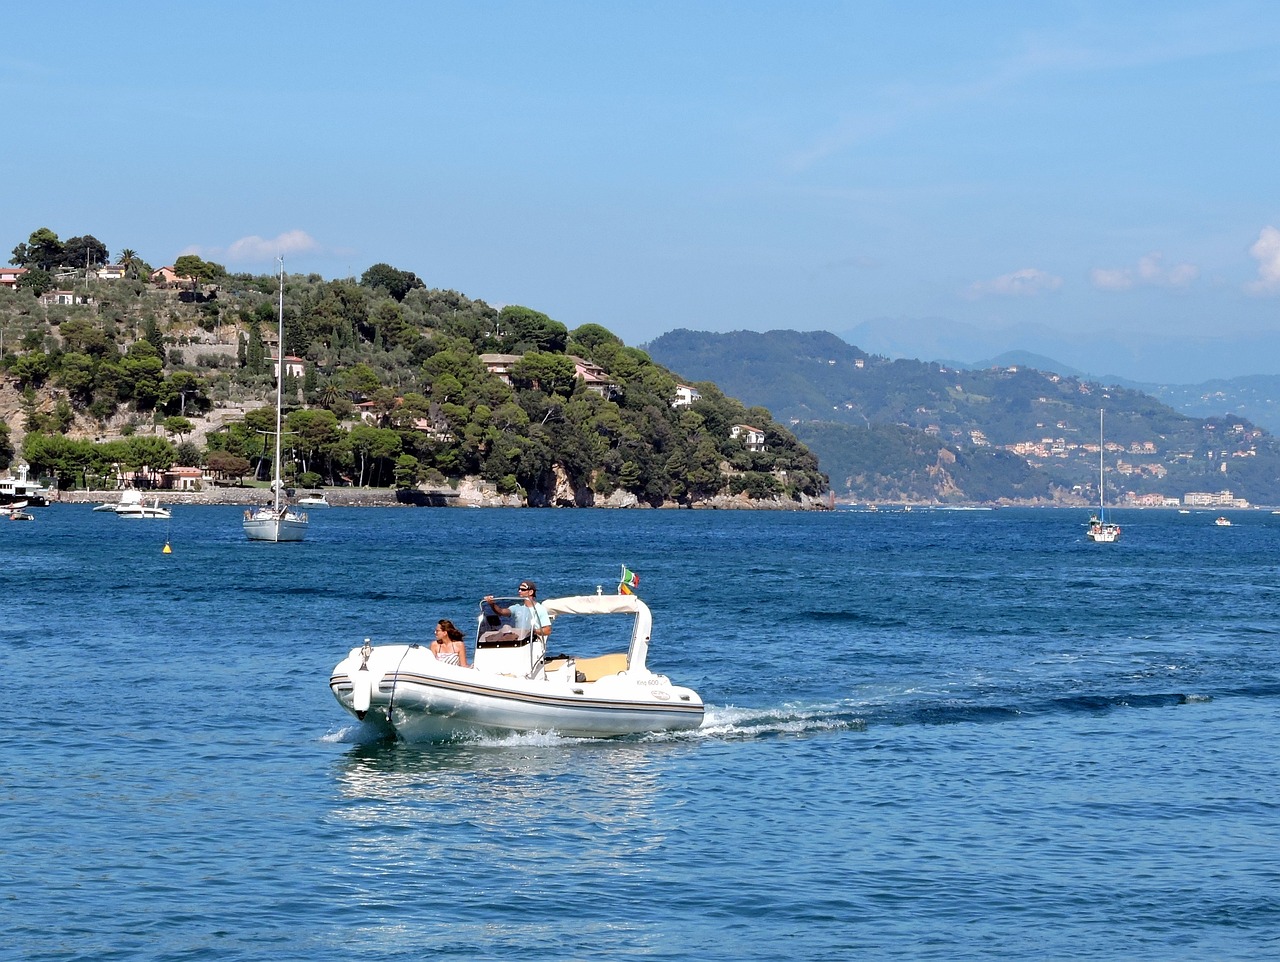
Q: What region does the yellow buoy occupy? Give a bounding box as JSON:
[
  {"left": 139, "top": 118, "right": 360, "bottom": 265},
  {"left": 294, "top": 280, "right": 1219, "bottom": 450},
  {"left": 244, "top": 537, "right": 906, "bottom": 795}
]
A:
[{"left": 163, "top": 542, "right": 172, "bottom": 554}]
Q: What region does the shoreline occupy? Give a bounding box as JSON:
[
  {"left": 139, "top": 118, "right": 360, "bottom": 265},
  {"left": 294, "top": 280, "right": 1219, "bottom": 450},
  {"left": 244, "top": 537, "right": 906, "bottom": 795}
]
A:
[{"left": 51, "top": 484, "right": 833, "bottom": 510}]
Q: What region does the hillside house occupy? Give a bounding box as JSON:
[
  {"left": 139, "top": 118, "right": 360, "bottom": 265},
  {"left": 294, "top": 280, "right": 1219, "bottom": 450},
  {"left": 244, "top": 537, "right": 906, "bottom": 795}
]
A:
[
  {"left": 40, "top": 290, "right": 93, "bottom": 306},
  {"left": 673, "top": 384, "right": 702, "bottom": 408},
  {"left": 731, "top": 423, "right": 766, "bottom": 452},
  {"left": 0, "top": 267, "right": 27, "bottom": 289},
  {"left": 569, "top": 356, "right": 616, "bottom": 398},
  {"left": 149, "top": 266, "right": 183, "bottom": 288},
  {"left": 270, "top": 354, "right": 306, "bottom": 381},
  {"left": 479, "top": 353, "right": 521, "bottom": 386}
]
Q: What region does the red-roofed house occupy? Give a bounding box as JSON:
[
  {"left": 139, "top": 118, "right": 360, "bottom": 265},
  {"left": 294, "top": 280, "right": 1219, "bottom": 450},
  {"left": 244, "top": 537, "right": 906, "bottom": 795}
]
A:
[{"left": 731, "top": 423, "right": 766, "bottom": 452}]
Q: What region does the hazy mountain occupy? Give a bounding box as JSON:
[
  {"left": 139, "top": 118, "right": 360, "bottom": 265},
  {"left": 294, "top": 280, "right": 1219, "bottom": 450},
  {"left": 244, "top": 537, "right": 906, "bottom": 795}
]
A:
[
  {"left": 647, "top": 328, "right": 1280, "bottom": 505},
  {"left": 839, "top": 317, "right": 1280, "bottom": 387},
  {"left": 839, "top": 322, "right": 1280, "bottom": 435}
]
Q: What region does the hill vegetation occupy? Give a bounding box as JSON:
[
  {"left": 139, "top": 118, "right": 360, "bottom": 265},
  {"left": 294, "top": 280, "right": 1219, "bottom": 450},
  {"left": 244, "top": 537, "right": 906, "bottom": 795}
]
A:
[
  {"left": 647, "top": 329, "right": 1280, "bottom": 505},
  {"left": 0, "top": 228, "right": 826, "bottom": 507}
]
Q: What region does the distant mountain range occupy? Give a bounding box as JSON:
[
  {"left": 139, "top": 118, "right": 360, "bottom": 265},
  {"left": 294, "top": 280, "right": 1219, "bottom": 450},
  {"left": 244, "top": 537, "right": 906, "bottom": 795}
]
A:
[
  {"left": 646, "top": 328, "right": 1280, "bottom": 505},
  {"left": 951, "top": 351, "right": 1280, "bottom": 437},
  {"left": 838, "top": 316, "right": 1280, "bottom": 388},
  {"left": 836, "top": 317, "right": 1280, "bottom": 436}
]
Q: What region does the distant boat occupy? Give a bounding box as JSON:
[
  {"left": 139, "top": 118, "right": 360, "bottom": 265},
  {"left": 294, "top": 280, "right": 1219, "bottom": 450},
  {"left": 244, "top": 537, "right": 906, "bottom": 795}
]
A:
[
  {"left": 116, "top": 497, "right": 171, "bottom": 519},
  {"left": 1215, "top": 516, "right": 1232, "bottom": 527},
  {"left": 296, "top": 492, "right": 330, "bottom": 508},
  {"left": 243, "top": 260, "right": 309, "bottom": 543},
  {"left": 1178, "top": 509, "right": 1190, "bottom": 514},
  {"left": 8, "top": 501, "right": 35, "bottom": 521},
  {"left": 94, "top": 490, "right": 143, "bottom": 513},
  {"left": 1086, "top": 409, "right": 1121, "bottom": 544}
]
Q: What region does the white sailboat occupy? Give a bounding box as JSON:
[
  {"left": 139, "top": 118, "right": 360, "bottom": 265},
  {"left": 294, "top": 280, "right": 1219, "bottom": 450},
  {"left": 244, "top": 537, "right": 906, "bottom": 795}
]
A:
[
  {"left": 243, "top": 260, "right": 308, "bottom": 543},
  {"left": 1086, "top": 408, "right": 1121, "bottom": 543}
]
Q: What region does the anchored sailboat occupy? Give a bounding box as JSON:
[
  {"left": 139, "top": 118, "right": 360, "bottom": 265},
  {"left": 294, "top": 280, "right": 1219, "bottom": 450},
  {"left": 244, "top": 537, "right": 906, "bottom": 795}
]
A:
[
  {"left": 1086, "top": 409, "right": 1120, "bottom": 543},
  {"left": 243, "top": 260, "right": 308, "bottom": 543}
]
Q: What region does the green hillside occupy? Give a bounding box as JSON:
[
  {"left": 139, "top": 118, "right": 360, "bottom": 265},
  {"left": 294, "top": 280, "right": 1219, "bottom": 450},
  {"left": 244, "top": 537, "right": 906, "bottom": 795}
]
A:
[
  {"left": 648, "top": 329, "right": 1280, "bottom": 505},
  {"left": 0, "top": 229, "right": 826, "bottom": 507}
]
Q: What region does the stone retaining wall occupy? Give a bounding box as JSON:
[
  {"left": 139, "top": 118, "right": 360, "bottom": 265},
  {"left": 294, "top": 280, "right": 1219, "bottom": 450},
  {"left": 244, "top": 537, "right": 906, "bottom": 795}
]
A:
[{"left": 55, "top": 479, "right": 830, "bottom": 510}]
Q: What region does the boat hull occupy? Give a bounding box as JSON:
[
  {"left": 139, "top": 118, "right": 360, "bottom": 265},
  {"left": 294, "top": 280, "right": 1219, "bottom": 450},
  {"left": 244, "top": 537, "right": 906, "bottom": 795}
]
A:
[
  {"left": 330, "top": 645, "right": 705, "bottom": 741},
  {"left": 243, "top": 509, "right": 308, "bottom": 542}
]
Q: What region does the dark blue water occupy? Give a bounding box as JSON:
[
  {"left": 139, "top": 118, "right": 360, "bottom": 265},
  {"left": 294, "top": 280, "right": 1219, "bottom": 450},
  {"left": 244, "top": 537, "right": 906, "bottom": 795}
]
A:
[{"left": 4, "top": 505, "right": 1279, "bottom": 960}]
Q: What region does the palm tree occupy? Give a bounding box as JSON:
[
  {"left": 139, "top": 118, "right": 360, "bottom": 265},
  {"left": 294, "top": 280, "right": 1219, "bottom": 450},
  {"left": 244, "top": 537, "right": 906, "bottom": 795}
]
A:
[{"left": 119, "top": 249, "right": 139, "bottom": 279}]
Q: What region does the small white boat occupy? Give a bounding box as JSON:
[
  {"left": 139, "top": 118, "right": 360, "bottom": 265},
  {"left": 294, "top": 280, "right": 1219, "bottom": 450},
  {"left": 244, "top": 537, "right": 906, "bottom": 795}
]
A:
[
  {"left": 8, "top": 501, "right": 34, "bottom": 521},
  {"left": 330, "top": 592, "right": 704, "bottom": 742},
  {"left": 296, "top": 492, "right": 330, "bottom": 507},
  {"left": 95, "top": 490, "right": 143, "bottom": 513},
  {"left": 1086, "top": 409, "right": 1121, "bottom": 544},
  {"left": 243, "top": 260, "right": 309, "bottom": 544},
  {"left": 1215, "top": 516, "right": 1232, "bottom": 527},
  {"left": 116, "top": 497, "right": 171, "bottom": 519}
]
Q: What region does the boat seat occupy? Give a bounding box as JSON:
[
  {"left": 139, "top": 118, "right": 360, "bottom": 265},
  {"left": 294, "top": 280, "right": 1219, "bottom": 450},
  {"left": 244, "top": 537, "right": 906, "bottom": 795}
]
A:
[{"left": 574, "top": 653, "right": 629, "bottom": 682}]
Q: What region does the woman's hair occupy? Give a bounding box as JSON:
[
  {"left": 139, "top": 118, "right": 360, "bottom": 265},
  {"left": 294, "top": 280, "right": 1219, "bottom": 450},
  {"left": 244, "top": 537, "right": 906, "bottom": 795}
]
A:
[{"left": 437, "top": 619, "right": 464, "bottom": 642}]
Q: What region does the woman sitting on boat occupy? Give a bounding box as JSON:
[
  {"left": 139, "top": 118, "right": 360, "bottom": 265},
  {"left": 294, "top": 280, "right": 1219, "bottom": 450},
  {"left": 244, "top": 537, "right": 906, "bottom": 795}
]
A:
[{"left": 431, "top": 620, "right": 469, "bottom": 667}]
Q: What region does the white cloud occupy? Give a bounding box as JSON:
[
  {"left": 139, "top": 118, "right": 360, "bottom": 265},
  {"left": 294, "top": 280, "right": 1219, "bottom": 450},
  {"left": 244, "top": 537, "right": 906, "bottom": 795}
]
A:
[
  {"left": 1090, "top": 267, "right": 1133, "bottom": 291},
  {"left": 1246, "top": 226, "right": 1280, "bottom": 295},
  {"left": 966, "top": 267, "right": 1063, "bottom": 298},
  {"left": 1091, "top": 251, "right": 1198, "bottom": 291},
  {"left": 225, "top": 230, "right": 320, "bottom": 263},
  {"left": 183, "top": 230, "right": 321, "bottom": 265}
]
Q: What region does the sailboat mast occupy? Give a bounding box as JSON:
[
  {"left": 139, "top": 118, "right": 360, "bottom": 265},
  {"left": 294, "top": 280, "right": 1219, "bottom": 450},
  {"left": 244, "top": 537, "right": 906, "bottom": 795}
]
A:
[
  {"left": 273, "top": 258, "right": 284, "bottom": 512},
  {"left": 1098, "top": 408, "right": 1105, "bottom": 519}
]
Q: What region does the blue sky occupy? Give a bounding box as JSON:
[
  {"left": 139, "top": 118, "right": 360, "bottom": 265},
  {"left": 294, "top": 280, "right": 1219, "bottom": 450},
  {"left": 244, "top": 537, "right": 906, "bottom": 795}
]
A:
[{"left": 4, "top": 1, "right": 1280, "bottom": 382}]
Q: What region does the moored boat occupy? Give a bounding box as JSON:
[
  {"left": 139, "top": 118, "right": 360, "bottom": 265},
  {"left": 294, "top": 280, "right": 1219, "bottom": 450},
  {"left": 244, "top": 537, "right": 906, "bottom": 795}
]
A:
[
  {"left": 0, "top": 464, "right": 50, "bottom": 507},
  {"left": 243, "top": 259, "right": 309, "bottom": 543},
  {"left": 330, "top": 591, "right": 704, "bottom": 741},
  {"left": 94, "top": 489, "right": 144, "bottom": 513},
  {"left": 116, "top": 497, "right": 171, "bottom": 519},
  {"left": 1086, "top": 409, "right": 1121, "bottom": 543}
]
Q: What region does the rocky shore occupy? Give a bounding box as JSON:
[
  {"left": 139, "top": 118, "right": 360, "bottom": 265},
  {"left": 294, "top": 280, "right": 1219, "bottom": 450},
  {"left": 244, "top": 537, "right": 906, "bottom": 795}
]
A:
[{"left": 55, "top": 477, "right": 831, "bottom": 510}]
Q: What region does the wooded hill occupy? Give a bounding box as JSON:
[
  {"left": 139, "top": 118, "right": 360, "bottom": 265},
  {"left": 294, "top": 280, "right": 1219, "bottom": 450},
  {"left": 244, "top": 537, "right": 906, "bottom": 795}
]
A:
[
  {"left": 646, "top": 329, "right": 1280, "bottom": 505},
  {"left": 0, "top": 231, "right": 826, "bottom": 506}
]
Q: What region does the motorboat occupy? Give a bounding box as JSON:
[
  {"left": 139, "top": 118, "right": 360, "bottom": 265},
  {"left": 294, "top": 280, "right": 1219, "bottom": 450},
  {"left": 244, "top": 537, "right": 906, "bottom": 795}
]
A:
[
  {"left": 296, "top": 492, "right": 330, "bottom": 507},
  {"left": 329, "top": 592, "right": 705, "bottom": 741},
  {"left": 0, "top": 463, "right": 49, "bottom": 507},
  {"left": 94, "top": 490, "right": 143, "bottom": 513},
  {"left": 243, "top": 260, "right": 308, "bottom": 543},
  {"left": 8, "top": 501, "right": 34, "bottom": 521},
  {"left": 1215, "top": 516, "right": 1232, "bottom": 527},
  {"left": 116, "top": 497, "right": 171, "bottom": 519}
]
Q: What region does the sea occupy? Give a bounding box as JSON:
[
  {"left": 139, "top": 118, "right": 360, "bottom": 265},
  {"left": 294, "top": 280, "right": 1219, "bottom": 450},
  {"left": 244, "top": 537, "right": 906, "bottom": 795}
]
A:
[{"left": 4, "top": 504, "right": 1279, "bottom": 961}]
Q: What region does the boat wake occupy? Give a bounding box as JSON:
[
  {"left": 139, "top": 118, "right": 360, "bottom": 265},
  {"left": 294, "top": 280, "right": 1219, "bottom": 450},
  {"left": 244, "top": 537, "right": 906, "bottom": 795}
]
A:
[
  {"left": 696, "top": 703, "right": 868, "bottom": 739},
  {"left": 321, "top": 686, "right": 1217, "bottom": 748}
]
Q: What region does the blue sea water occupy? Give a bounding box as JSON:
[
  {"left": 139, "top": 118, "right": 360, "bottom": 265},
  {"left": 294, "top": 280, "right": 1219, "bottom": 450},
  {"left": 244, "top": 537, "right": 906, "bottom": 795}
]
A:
[{"left": 3, "top": 504, "right": 1280, "bottom": 961}]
